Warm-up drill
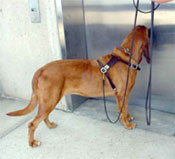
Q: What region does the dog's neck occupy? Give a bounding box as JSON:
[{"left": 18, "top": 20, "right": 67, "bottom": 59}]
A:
[{"left": 112, "top": 41, "right": 143, "bottom": 65}]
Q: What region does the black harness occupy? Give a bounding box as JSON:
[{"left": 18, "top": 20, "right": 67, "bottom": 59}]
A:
[{"left": 97, "top": 55, "right": 140, "bottom": 92}]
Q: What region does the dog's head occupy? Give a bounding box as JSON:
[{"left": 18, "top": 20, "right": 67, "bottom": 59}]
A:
[{"left": 120, "top": 25, "right": 151, "bottom": 64}]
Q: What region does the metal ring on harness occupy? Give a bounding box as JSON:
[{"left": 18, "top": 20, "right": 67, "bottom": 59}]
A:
[{"left": 100, "top": 65, "right": 110, "bottom": 74}]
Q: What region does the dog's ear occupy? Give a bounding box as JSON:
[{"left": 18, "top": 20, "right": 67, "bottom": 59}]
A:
[{"left": 143, "top": 41, "right": 150, "bottom": 64}]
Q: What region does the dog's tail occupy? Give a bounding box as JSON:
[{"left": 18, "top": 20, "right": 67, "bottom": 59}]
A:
[
  {"left": 6, "top": 69, "right": 43, "bottom": 116},
  {"left": 7, "top": 92, "right": 37, "bottom": 116}
]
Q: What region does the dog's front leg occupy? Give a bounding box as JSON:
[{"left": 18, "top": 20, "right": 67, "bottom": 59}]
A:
[{"left": 115, "top": 94, "right": 136, "bottom": 129}]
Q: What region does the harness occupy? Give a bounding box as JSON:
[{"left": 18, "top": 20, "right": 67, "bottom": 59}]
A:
[
  {"left": 119, "top": 47, "right": 139, "bottom": 64},
  {"left": 97, "top": 54, "right": 140, "bottom": 93}
]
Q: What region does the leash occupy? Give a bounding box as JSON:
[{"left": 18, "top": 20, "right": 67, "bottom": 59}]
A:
[
  {"left": 100, "top": 0, "right": 158, "bottom": 125},
  {"left": 99, "top": 0, "right": 140, "bottom": 124},
  {"left": 133, "top": 1, "right": 158, "bottom": 125},
  {"left": 133, "top": 0, "right": 160, "bottom": 14},
  {"left": 145, "top": 2, "right": 155, "bottom": 125},
  {"left": 133, "top": 0, "right": 161, "bottom": 126},
  {"left": 97, "top": 55, "right": 140, "bottom": 123}
]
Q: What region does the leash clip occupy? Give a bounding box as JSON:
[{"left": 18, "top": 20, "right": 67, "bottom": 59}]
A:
[{"left": 100, "top": 65, "right": 110, "bottom": 74}]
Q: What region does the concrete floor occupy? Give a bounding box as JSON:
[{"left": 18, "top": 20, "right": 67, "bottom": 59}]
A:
[
  {"left": 0, "top": 97, "right": 175, "bottom": 159},
  {"left": 75, "top": 99, "right": 175, "bottom": 136}
]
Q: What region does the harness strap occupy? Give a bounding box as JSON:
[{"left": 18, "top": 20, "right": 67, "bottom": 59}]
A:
[
  {"left": 97, "top": 59, "right": 117, "bottom": 92},
  {"left": 97, "top": 55, "right": 141, "bottom": 92},
  {"left": 119, "top": 47, "right": 139, "bottom": 64}
]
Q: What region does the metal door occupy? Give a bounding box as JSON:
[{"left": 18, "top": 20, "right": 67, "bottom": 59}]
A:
[
  {"left": 60, "top": 0, "right": 175, "bottom": 113},
  {"left": 83, "top": 0, "right": 175, "bottom": 113}
]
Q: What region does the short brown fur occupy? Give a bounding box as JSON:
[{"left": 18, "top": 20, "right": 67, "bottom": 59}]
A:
[{"left": 7, "top": 26, "right": 150, "bottom": 147}]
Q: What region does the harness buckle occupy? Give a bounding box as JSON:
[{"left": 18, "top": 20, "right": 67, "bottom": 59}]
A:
[
  {"left": 100, "top": 65, "right": 110, "bottom": 73},
  {"left": 124, "top": 48, "right": 130, "bottom": 54},
  {"left": 129, "top": 63, "right": 140, "bottom": 70}
]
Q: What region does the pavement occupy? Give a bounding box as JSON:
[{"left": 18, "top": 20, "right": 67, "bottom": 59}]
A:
[{"left": 0, "top": 97, "right": 175, "bottom": 159}]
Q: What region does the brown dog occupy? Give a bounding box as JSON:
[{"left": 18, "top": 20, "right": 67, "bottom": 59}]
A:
[{"left": 7, "top": 25, "right": 150, "bottom": 147}]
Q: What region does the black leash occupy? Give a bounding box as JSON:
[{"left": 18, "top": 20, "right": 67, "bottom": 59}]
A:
[
  {"left": 99, "top": 0, "right": 140, "bottom": 124},
  {"left": 100, "top": 0, "right": 157, "bottom": 125},
  {"left": 133, "top": 0, "right": 160, "bottom": 14},
  {"left": 145, "top": 2, "right": 155, "bottom": 125},
  {"left": 97, "top": 55, "right": 140, "bottom": 123}
]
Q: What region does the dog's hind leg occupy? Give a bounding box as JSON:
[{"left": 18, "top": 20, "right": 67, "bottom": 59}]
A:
[
  {"left": 28, "top": 111, "right": 46, "bottom": 147},
  {"left": 44, "top": 116, "right": 57, "bottom": 129},
  {"left": 28, "top": 84, "right": 63, "bottom": 147},
  {"left": 43, "top": 85, "right": 64, "bottom": 129},
  {"left": 28, "top": 100, "right": 60, "bottom": 147}
]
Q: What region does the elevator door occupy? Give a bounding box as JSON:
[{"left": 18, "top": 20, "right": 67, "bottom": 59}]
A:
[{"left": 83, "top": 0, "right": 175, "bottom": 113}]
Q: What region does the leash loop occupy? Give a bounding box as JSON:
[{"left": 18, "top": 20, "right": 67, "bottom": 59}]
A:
[{"left": 133, "top": 0, "right": 160, "bottom": 14}]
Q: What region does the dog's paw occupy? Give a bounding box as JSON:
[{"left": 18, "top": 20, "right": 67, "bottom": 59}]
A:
[
  {"left": 29, "top": 140, "right": 41, "bottom": 148},
  {"left": 48, "top": 122, "right": 57, "bottom": 129},
  {"left": 45, "top": 121, "right": 58, "bottom": 129},
  {"left": 127, "top": 114, "right": 134, "bottom": 121},
  {"left": 125, "top": 122, "right": 136, "bottom": 130}
]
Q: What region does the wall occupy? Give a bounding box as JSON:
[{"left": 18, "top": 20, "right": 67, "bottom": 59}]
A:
[
  {"left": 0, "top": 82, "right": 3, "bottom": 96},
  {"left": 0, "top": 0, "right": 67, "bottom": 110},
  {"left": 60, "top": 0, "right": 88, "bottom": 110}
]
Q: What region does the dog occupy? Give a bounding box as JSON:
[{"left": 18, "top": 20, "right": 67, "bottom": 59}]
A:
[{"left": 7, "top": 25, "right": 150, "bottom": 147}]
